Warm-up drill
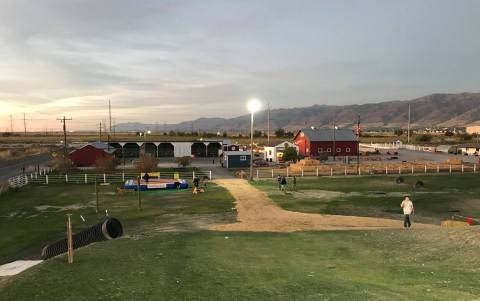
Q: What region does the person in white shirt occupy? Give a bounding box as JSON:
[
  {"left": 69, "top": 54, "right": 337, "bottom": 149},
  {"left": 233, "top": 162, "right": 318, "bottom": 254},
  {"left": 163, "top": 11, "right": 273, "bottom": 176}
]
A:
[{"left": 400, "top": 196, "right": 414, "bottom": 228}]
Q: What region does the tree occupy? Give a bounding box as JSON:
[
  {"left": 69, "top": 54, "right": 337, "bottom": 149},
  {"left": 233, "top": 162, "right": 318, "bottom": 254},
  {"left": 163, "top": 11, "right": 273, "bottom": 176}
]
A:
[
  {"left": 282, "top": 146, "right": 298, "bottom": 162},
  {"left": 175, "top": 156, "right": 192, "bottom": 168},
  {"left": 134, "top": 153, "right": 158, "bottom": 172},
  {"left": 253, "top": 130, "right": 263, "bottom": 138},
  {"left": 222, "top": 131, "right": 227, "bottom": 138},
  {"left": 52, "top": 156, "right": 74, "bottom": 174},
  {"left": 416, "top": 134, "right": 432, "bottom": 142},
  {"left": 95, "top": 156, "right": 117, "bottom": 173},
  {"left": 461, "top": 133, "right": 472, "bottom": 141},
  {"left": 444, "top": 130, "right": 454, "bottom": 137},
  {"left": 275, "top": 128, "right": 286, "bottom": 137},
  {"left": 394, "top": 129, "right": 404, "bottom": 136}
]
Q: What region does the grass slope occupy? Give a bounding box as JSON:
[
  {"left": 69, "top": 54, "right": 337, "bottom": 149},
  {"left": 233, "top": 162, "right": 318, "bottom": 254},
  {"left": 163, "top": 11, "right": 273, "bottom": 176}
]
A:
[
  {"left": 0, "top": 182, "right": 235, "bottom": 265},
  {"left": 1, "top": 230, "right": 480, "bottom": 300},
  {"left": 253, "top": 174, "right": 480, "bottom": 224}
]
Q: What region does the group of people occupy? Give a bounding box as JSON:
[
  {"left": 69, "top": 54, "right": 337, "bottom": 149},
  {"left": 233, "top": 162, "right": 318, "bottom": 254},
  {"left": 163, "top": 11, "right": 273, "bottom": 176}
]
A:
[{"left": 276, "top": 175, "right": 297, "bottom": 192}]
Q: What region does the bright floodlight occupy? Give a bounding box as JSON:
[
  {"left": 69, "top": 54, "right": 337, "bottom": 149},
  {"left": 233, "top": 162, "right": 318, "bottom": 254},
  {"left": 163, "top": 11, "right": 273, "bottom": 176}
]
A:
[
  {"left": 147, "top": 130, "right": 152, "bottom": 134},
  {"left": 247, "top": 98, "right": 261, "bottom": 113}
]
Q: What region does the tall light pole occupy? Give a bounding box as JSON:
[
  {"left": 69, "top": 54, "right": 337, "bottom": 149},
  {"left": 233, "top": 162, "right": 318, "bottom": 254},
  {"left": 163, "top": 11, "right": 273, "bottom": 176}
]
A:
[{"left": 248, "top": 99, "right": 261, "bottom": 181}]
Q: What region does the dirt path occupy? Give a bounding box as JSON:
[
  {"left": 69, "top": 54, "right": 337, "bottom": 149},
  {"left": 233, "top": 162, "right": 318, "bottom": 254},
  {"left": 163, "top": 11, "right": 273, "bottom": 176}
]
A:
[{"left": 210, "top": 179, "right": 436, "bottom": 232}]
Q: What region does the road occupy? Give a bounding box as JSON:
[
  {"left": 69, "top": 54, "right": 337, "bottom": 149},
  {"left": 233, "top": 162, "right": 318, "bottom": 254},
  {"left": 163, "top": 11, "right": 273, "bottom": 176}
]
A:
[{"left": 0, "top": 154, "right": 51, "bottom": 182}]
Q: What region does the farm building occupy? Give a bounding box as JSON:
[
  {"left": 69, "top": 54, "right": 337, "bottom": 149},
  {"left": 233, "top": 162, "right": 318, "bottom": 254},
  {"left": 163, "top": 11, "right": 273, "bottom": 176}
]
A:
[
  {"left": 222, "top": 151, "right": 251, "bottom": 168},
  {"left": 466, "top": 125, "right": 480, "bottom": 135},
  {"left": 263, "top": 141, "right": 298, "bottom": 162},
  {"left": 68, "top": 142, "right": 116, "bottom": 167},
  {"left": 293, "top": 127, "right": 358, "bottom": 159},
  {"left": 458, "top": 143, "right": 480, "bottom": 156}
]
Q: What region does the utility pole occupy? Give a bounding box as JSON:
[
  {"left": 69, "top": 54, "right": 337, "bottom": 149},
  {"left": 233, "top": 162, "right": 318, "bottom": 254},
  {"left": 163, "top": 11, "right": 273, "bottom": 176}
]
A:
[
  {"left": 57, "top": 116, "right": 72, "bottom": 160},
  {"left": 23, "top": 113, "right": 27, "bottom": 136},
  {"left": 99, "top": 122, "right": 102, "bottom": 142},
  {"left": 407, "top": 104, "right": 411, "bottom": 144},
  {"left": 356, "top": 115, "right": 361, "bottom": 175},
  {"left": 332, "top": 120, "right": 336, "bottom": 161},
  {"left": 9, "top": 114, "right": 13, "bottom": 133},
  {"left": 267, "top": 102, "right": 270, "bottom": 144},
  {"left": 108, "top": 100, "right": 112, "bottom": 133},
  {"left": 112, "top": 118, "right": 116, "bottom": 136}
]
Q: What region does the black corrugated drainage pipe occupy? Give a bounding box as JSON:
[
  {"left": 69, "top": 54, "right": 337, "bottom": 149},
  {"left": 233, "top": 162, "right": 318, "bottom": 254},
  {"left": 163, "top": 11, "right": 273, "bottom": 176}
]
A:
[{"left": 41, "top": 218, "right": 123, "bottom": 260}]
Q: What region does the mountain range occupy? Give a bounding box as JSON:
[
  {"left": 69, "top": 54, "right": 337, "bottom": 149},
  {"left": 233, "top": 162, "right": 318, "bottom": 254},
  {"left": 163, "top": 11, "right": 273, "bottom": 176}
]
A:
[{"left": 115, "top": 92, "right": 480, "bottom": 133}]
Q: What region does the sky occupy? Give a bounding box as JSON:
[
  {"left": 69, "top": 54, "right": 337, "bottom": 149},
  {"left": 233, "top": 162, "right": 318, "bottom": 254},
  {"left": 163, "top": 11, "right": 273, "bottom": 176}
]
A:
[{"left": 1, "top": 0, "right": 479, "bottom": 131}]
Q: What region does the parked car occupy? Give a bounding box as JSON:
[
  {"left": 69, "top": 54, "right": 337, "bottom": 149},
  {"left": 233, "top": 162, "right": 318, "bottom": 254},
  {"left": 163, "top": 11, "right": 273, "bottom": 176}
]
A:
[{"left": 254, "top": 160, "right": 269, "bottom": 167}]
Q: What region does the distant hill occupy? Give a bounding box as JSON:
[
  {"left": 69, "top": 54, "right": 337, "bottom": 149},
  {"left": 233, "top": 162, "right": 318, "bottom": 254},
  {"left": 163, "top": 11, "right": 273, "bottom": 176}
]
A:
[{"left": 115, "top": 92, "right": 480, "bottom": 133}]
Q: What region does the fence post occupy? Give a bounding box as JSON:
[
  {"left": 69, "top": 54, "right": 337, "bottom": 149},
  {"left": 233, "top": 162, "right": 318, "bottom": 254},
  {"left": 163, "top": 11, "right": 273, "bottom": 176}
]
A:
[
  {"left": 287, "top": 167, "right": 289, "bottom": 177},
  {"left": 65, "top": 174, "right": 68, "bottom": 183},
  {"left": 209, "top": 170, "right": 212, "bottom": 180},
  {"left": 85, "top": 174, "right": 88, "bottom": 184},
  {"left": 25, "top": 174, "right": 29, "bottom": 185},
  {"left": 398, "top": 166, "right": 401, "bottom": 174},
  {"left": 344, "top": 166, "right": 347, "bottom": 176},
  {"left": 103, "top": 173, "right": 106, "bottom": 183},
  {"left": 46, "top": 174, "right": 49, "bottom": 185},
  {"left": 411, "top": 166, "right": 414, "bottom": 174},
  {"left": 271, "top": 169, "right": 274, "bottom": 178},
  {"left": 437, "top": 165, "right": 439, "bottom": 173},
  {"left": 193, "top": 171, "right": 195, "bottom": 180},
  {"left": 301, "top": 167, "right": 304, "bottom": 177},
  {"left": 316, "top": 167, "right": 319, "bottom": 177},
  {"left": 330, "top": 167, "right": 333, "bottom": 177},
  {"left": 385, "top": 166, "right": 388, "bottom": 175},
  {"left": 122, "top": 172, "right": 125, "bottom": 181},
  {"left": 475, "top": 164, "right": 477, "bottom": 173},
  {"left": 424, "top": 164, "right": 427, "bottom": 174},
  {"left": 30, "top": 173, "right": 33, "bottom": 179},
  {"left": 359, "top": 167, "right": 361, "bottom": 175},
  {"left": 35, "top": 172, "right": 37, "bottom": 180},
  {"left": 449, "top": 165, "right": 452, "bottom": 174},
  {"left": 462, "top": 164, "right": 464, "bottom": 173},
  {"left": 256, "top": 169, "right": 259, "bottom": 179}
]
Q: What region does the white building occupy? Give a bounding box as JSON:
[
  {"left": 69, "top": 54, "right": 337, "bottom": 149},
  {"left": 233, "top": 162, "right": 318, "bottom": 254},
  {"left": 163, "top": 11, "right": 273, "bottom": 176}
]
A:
[
  {"left": 458, "top": 143, "right": 480, "bottom": 156},
  {"left": 263, "top": 141, "right": 298, "bottom": 162}
]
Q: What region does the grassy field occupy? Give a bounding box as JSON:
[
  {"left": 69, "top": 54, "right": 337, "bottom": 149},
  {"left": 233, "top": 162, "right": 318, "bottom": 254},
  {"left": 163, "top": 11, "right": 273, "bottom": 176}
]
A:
[
  {"left": 0, "top": 182, "right": 235, "bottom": 265},
  {"left": 2, "top": 175, "right": 480, "bottom": 300},
  {"left": 253, "top": 174, "right": 480, "bottom": 224},
  {"left": 1, "top": 229, "right": 480, "bottom": 300}
]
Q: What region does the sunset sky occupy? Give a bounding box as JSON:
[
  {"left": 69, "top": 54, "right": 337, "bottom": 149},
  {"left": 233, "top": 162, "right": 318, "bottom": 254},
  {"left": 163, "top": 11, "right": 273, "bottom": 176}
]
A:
[{"left": 1, "top": 0, "right": 479, "bottom": 131}]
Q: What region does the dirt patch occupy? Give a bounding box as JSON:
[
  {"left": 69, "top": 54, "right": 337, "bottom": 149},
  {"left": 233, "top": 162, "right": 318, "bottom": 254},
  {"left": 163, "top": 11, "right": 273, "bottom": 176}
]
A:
[
  {"left": 210, "top": 179, "right": 437, "bottom": 232},
  {"left": 35, "top": 202, "right": 94, "bottom": 212}
]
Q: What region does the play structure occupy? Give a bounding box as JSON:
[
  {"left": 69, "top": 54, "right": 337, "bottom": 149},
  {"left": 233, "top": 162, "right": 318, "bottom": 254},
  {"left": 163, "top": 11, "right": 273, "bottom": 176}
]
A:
[
  {"left": 41, "top": 218, "right": 123, "bottom": 259},
  {"left": 122, "top": 172, "right": 189, "bottom": 191}
]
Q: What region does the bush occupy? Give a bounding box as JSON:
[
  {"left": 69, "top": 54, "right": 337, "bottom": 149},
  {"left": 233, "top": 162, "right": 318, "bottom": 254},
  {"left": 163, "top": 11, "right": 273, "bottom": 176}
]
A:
[
  {"left": 176, "top": 156, "right": 192, "bottom": 168},
  {"left": 283, "top": 146, "right": 298, "bottom": 162},
  {"left": 95, "top": 156, "right": 117, "bottom": 173},
  {"left": 52, "top": 156, "right": 74, "bottom": 174},
  {"left": 134, "top": 154, "right": 158, "bottom": 172},
  {"left": 416, "top": 134, "right": 432, "bottom": 142}
]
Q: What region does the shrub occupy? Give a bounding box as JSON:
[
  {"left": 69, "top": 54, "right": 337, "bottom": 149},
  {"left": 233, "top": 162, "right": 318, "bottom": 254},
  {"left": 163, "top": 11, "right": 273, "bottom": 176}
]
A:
[
  {"left": 134, "top": 153, "right": 158, "bottom": 172},
  {"left": 95, "top": 156, "right": 117, "bottom": 173},
  {"left": 176, "top": 156, "right": 192, "bottom": 168},
  {"left": 52, "top": 156, "right": 74, "bottom": 174},
  {"left": 283, "top": 146, "right": 298, "bottom": 162}
]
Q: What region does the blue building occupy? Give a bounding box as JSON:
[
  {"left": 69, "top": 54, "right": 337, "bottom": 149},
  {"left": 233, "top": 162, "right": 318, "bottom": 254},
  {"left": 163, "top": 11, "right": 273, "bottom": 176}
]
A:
[{"left": 222, "top": 151, "right": 251, "bottom": 168}]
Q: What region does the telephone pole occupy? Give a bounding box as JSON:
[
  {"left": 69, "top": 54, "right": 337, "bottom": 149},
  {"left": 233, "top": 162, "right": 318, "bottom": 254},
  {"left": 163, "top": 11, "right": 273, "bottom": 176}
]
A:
[
  {"left": 57, "top": 116, "right": 72, "bottom": 158},
  {"left": 356, "top": 115, "right": 361, "bottom": 175},
  {"left": 108, "top": 100, "right": 112, "bottom": 133},
  {"left": 23, "top": 113, "right": 27, "bottom": 136},
  {"left": 267, "top": 102, "right": 270, "bottom": 144},
  {"left": 407, "top": 104, "right": 411, "bottom": 143},
  {"left": 99, "top": 122, "right": 102, "bottom": 142},
  {"left": 9, "top": 115, "right": 13, "bottom": 133}
]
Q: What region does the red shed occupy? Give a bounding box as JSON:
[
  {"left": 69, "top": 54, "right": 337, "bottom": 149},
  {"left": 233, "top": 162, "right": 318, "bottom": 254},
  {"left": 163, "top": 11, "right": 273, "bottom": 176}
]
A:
[
  {"left": 294, "top": 127, "right": 358, "bottom": 158},
  {"left": 68, "top": 142, "right": 115, "bottom": 167}
]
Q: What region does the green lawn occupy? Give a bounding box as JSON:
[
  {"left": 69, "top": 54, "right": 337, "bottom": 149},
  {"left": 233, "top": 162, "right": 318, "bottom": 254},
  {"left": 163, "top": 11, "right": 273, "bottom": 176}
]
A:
[
  {"left": 253, "top": 174, "right": 480, "bottom": 224},
  {"left": 0, "top": 182, "right": 235, "bottom": 265},
  {"left": 1, "top": 229, "right": 480, "bottom": 300}
]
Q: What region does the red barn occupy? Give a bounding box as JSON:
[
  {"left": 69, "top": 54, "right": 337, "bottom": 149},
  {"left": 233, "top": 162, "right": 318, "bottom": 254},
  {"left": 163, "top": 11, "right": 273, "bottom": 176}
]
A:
[
  {"left": 68, "top": 142, "right": 115, "bottom": 167},
  {"left": 294, "top": 127, "right": 358, "bottom": 158}
]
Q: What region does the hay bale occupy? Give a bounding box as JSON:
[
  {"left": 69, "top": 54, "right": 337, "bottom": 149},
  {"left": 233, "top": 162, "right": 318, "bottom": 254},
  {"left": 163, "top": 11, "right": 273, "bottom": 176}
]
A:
[{"left": 441, "top": 220, "right": 470, "bottom": 227}]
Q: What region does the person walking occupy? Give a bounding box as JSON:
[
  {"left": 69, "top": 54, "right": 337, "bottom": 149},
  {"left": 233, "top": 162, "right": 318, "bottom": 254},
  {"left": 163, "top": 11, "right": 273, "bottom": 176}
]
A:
[
  {"left": 400, "top": 196, "right": 414, "bottom": 228},
  {"left": 280, "top": 176, "right": 287, "bottom": 192},
  {"left": 277, "top": 175, "right": 281, "bottom": 190}
]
